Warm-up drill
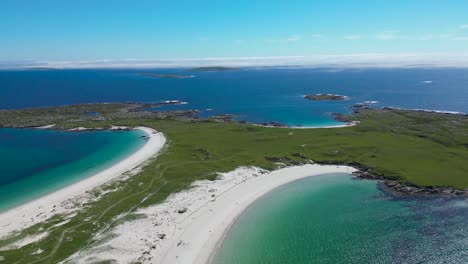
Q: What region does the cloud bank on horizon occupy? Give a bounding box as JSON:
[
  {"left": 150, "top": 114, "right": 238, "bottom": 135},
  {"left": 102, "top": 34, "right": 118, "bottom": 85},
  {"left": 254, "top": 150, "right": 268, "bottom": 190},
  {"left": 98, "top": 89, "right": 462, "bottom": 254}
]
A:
[{"left": 3, "top": 53, "right": 468, "bottom": 69}]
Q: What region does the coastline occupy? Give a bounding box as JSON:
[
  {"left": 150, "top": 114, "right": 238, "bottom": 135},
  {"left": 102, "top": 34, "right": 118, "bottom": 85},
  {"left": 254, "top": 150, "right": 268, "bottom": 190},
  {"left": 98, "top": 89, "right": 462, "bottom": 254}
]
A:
[
  {"left": 289, "top": 121, "right": 358, "bottom": 129},
  {"left": 0, "top": 126, "right": 166, "bottom": 239},
  {"left": 179, "top": 165, "right": 356, "bottom": 264},
  {"left": 253, "top": 121, "right": 358, "bottom": 129},
  {"left": 66, "top": 164, "right": 357, "bottom": 263}
]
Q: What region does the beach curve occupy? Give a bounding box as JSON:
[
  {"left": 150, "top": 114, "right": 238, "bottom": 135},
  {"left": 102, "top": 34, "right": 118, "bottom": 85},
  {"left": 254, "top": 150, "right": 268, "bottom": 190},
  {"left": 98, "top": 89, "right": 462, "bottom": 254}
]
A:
[
  {"left": 170, "top": 164, "right": 357, "bottom": 264},
  {"left": 0, "top": 126, "right": 166, "bottom": 239},
  {"left": 67, "top": 164, "right": 357, "bottom": 263}
]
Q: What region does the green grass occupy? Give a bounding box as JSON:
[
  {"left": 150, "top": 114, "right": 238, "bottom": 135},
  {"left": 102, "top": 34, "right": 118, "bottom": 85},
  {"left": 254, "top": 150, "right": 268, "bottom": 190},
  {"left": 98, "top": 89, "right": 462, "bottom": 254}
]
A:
[{"left": 0, "top": 106, "right": 467, "bottom": 263}]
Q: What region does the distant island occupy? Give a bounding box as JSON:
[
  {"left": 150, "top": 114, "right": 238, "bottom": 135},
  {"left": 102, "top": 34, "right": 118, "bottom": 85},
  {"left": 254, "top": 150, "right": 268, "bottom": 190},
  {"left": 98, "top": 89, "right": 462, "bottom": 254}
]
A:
[
  {"left": 189, "top": 66, "right": 239, "bottom": 72},
  {"left": 304, "top": 94, "right": 348, "bottom": 101},
  {"left": 25, "top": 67, "right": 59, "bottom": 70},
  {"left": 142, "top": 73, "right": 195, "bottom": 79}
]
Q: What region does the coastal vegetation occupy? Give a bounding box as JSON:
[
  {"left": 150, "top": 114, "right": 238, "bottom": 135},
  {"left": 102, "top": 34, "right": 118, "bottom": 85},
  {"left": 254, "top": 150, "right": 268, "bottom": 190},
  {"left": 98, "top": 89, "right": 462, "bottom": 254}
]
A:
[{"left": 0, "top": 104, "right": 467, "bottom": 262}]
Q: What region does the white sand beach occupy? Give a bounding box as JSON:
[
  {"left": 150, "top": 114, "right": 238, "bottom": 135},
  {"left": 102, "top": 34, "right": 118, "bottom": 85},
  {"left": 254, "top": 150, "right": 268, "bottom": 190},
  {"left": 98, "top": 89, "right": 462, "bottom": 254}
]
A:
[
  {"left": 254, "top": 121, "right": 358, "bottom": 129},
  {"left": 0, "top": 126, "right": 166, "bottom": 239},
  {"left": 66, "top": 164, "right": 357, "bottom": 263}
]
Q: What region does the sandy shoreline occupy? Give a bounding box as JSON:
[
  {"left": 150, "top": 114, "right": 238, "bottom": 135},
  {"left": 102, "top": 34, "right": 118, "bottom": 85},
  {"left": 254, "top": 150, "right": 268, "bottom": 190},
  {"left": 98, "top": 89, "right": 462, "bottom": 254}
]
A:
[
  {"left": 0, "top": 126, "right": 166, "bottom": 239},
  {"left": 67, "top": 164, "right": 357, "bottom": 263}
]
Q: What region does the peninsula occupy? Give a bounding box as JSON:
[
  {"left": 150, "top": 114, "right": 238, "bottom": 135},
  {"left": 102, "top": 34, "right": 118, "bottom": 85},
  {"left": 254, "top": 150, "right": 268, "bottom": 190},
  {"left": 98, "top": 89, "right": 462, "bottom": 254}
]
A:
[{"left": 0, "top": 103, "right": 467, "bottom": 263}]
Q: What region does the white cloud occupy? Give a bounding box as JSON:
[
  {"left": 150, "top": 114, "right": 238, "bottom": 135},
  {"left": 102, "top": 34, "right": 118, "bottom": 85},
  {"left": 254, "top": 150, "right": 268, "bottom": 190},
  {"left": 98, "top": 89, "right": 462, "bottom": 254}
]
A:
[
  {"left": 420, "top": 35, "right": 434, "bottom": 41},
  {"left": 266, "top": 35, "right": 302, "bottom": 43},
  {"left": 6, "top": 53, "right": 468, "bottom": 69},
  {"left": 311, "top": 34, "right": 323, "bottom": 38},
  {"left": 420, "top": 34, "right": 453, "bottom": 41},
  {"left": 343, "top": 35, "right": 361, "bottom": 40},
  {"left": 459, "top": 24, "right": 468, "bottom": 29},
  {"left": 286, "top": 35, "right": 301, "bottom": 42},
  {"left": 376, "top": 31, "right": 399, "bottom": 40},
  {"left": 438, "top": 34, "right": 452, "bottom": 38},
  {"left": 453, "top": 36, "right": 468, "bottom": 41}
]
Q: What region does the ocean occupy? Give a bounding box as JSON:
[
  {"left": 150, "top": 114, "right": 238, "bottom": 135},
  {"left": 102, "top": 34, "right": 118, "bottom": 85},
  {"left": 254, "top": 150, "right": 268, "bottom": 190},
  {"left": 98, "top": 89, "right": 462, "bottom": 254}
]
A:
[
  {"left": 0, "top": 128, "right": 145, "bottom": 212},
  {"left": 213, "top": 174, "right": 468, "bottom": 264},
  {"left": 0, "top": 68, "right": 467, "bottom": 261},
  {"left": 1, "top": 68, "right": 468, "bottom": 126}
]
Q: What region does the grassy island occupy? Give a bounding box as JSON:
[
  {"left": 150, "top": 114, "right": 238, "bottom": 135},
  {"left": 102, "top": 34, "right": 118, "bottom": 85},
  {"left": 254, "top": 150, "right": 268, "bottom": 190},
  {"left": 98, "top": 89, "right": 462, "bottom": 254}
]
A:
[
  {"left": 0, "top": 104, "right": 467, "bottom": 262},
  {"left": 304, "top": 94, "right": 348, "bottom": 101}
]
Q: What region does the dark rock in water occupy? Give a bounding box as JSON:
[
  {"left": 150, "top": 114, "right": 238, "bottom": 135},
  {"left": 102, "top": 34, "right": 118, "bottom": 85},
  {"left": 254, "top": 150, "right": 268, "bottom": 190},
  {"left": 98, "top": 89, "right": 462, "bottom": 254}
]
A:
[
  {"left": 260, "top": 122, "right": 285, "bottom": 127},
  {"left": 385, "top": 181, "right": 398, "bottom": 187},
  {"left": 352, "top": 169, "right": 467, "bottom": 197},
  {"left": 177, "top": 208, "right": 188, "bottom": 214},
  {"left": 330, "top": 112, "right": 349, "bottom": 122},
  {"left": 350, "top": 101, "right": 378, "bottom": 111},
  {"left": 351, "top": 103, "right": 371, "bottom": 111}
]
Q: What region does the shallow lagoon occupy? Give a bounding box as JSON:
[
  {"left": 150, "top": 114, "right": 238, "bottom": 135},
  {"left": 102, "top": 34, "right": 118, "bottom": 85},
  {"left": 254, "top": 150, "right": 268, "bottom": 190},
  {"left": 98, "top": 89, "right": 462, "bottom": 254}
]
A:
[
  {"left": 213, "top": 174, "right": 468, "bottom": 264},
  {"left": 0, "top": 128, "right": 146, "bottom": 211}
]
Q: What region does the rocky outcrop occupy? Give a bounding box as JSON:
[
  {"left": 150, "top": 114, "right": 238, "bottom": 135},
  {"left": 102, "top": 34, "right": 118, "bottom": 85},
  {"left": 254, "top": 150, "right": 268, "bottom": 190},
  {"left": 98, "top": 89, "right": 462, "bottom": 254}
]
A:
[
  {"left": 177, "top": 208, "right": 188, "bottom": 214},
  {"left": 352, "top": 170, "right": 467, "bottom": 197}
]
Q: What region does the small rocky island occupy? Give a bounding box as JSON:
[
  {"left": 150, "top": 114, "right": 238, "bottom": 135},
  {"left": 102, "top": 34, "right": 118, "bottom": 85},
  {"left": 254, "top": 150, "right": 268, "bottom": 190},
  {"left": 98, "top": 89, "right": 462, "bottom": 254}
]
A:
[
  {"left": 189, "top": 66, "right": 239, "bottom": 72},
  {"left": 142, "top": 73, "right": 194, "bottom": 79},
  {"left": 304, "top": 94, "right": 348, "bottom": 101}
]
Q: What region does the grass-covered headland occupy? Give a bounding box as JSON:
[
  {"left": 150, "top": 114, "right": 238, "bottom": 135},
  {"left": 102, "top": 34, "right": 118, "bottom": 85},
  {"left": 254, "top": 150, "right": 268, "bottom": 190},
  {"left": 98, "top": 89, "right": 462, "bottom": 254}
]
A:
[{"left": 0, "top": 104, "right": 467, "bottom": 263}]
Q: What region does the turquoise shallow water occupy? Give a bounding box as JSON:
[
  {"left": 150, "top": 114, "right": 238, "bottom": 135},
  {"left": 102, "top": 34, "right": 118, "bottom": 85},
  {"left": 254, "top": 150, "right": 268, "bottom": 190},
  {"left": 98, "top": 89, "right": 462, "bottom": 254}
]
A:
[
  {"left": 213, "top": 174, "right": 468, "bottom": 264},
  {"left": 0, "top": 128, "right": 146, "bottom": 212}
]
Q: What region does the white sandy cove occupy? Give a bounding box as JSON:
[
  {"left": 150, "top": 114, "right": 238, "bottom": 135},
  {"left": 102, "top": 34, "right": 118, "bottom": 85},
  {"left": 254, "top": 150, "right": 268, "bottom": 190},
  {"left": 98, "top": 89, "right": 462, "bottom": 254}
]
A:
[
  {"left": 67, "top": 164, "right": 357, "bottom": 264},
  {"left": 0, "top": 126, "right": 166, "bottom": 239}
]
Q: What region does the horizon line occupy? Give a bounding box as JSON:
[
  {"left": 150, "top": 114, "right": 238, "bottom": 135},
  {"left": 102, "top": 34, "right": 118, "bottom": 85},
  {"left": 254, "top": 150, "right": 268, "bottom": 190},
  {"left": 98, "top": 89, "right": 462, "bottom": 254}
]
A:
[{"left": 2, "top": 53, "right": 468, "bottom": 69}]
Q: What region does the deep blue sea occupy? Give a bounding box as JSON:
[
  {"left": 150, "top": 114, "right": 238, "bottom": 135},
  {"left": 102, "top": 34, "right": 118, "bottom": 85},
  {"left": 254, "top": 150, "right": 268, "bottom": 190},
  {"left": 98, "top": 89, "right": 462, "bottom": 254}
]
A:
[{"left": 1, "top": 68, "right": 468, "bottom": 126}]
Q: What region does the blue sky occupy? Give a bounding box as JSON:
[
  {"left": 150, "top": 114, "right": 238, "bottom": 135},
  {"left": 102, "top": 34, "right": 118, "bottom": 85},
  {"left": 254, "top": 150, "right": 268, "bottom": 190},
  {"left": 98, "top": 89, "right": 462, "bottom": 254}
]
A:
[{"left": 1, "top": 0, "right": 468, "bottom": 62}]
